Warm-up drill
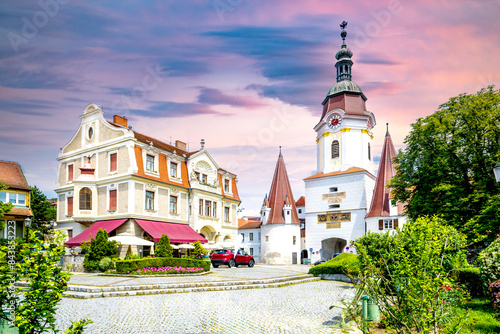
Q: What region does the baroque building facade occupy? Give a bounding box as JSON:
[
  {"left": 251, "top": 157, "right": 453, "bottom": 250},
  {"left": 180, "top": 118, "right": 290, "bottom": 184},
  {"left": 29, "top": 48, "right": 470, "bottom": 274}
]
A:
[{"left": 55, "top": 103, "right": 240, "bottom": 253}]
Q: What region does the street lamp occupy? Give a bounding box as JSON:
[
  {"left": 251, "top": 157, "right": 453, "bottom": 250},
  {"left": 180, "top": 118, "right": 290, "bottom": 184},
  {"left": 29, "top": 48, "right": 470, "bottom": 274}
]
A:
[
  {"left": 24, "top": 216, "right": 32, "bottom": 242},
  {"left": 494, "top": 162, "right": 500, "bottom": 185}
]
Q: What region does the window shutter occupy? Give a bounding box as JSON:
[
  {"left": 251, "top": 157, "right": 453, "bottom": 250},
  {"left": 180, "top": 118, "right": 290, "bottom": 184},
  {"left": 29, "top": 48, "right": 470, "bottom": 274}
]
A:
[
  {"left": 378, "top": 219, "right": 383, "bottom": 230},
  {"left": 109, "top": 190, "right": 117, "bottom": 210},
  {"left": 68, "top": 197, "right": 73, "bottom": 215},
  {"left": 68, "top": 165, "right": 73, "bottom": 181},
  {"left": 394, "top": 218, "right": 399, "bottom": 229},
  {"left": 110, "top": 153, "right": 117, "bottom": 172}
]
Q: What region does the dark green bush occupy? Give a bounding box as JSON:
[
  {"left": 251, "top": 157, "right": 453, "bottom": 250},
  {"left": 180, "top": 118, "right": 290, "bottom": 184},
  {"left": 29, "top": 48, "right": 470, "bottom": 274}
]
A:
[
  {"left": 455, "top": 266, "right": 484, "bottom": 298},
  {"left": 478, "top": 237, "right": 500, "bottom": 291},
  {"left": 308, "top": 253, "right": 360, "bottom": 278},
  {"left": 82, "top": 255, "right": 100, "bottom": 272},
  {"left": 155, "top": 234, "right": 173, "bottom": 258},
  {"left": 83, "top": 228, "right": 118, "bottom": 272},
  {"left": 115, "top": 257, "right": 210, "bottom": 273}
]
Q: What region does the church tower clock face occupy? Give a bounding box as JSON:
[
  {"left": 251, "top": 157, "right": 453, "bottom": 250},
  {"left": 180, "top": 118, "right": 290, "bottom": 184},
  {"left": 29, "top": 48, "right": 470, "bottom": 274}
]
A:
[{"left": 327, "top": 114, "right": 342, "bottom": 130}]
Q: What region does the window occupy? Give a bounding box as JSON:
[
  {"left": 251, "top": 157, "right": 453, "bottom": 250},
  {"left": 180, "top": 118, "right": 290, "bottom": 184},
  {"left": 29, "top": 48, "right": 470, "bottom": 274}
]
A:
[
  {"left": 3, "top": 193, "right": 27, "bottom": 205},
  {"left": 329, "top": 204, "right": 340, "bottom": 209},
  {"left": 199, "top": 199, "right": 203, "bottom": 215},
  {"left": 145, "top": 191, "right": 154, "bottom": 210},
  {"left": 205, "top": 200, "right": 211, "bottom": 217},
  {"left": 67, "top": 229, "right": 73, "bottom": 239},
  {"left": 67, "top": 164, "right": 74, "bottom": 181},
  {"left": 249, "top": 232, "right": 253, "bottom": 241},
  {"left": 250, "top": 248, "right": 254, "bottom": 256},
  {"left": 170, "top": 162, "right": 177, "bottom": 178},
  {"left": 212, "top": 202, "right": 217, "bottom": 218},
  {"left": 201, "top": 174, "right": 207, "bottom": 184},
  {"left": 265, "top": 235, "right": 269, "bottom": 242},
  {"left": 224, "top": 207, "right": 230, "bottom": 221},
  {"left": 170, "top": 196, "right": 177, "bottom": 214},
  {"left": 368, "top": 143, "right": 371, "bottom": 161},
  {"left": 88, "top": 126, "right": 94, "bottom": 139},
  {"left": 109, "top": 153, "right": 117, "bottom": 172},
  {"left": 298, "top": 209, "right": 302, "bottom": 214},
  {"left": 224, "top": 179, "right": 230, "bottom": 192},
  {"left": 109, "top": 189, "right": 117, "bottom": 210},
  {"left": 0, "top": 192, "right": 5, "bottom": 202},
  {"left": 67, "top": 197, "right": 73, "bottom": 215},
  {"left": 329, "top": 187, "right": 338, "bottom": 192},
  {"left": 331, "top": 140, "right": 339, "bottom": 159},
  {"left": 79, "top": 188, "right": 92, "bottom": 210},
  {"left": 146, "top": 155, "right": 154, "bottom": 172},
  {"left": 293, "top": 236, "right": 297, "bottom": 245},
  {"left": 240, "top": 233, "right": 244, "bottom": 242},
  {"left": 379, "top": 219, "right": 398, "bottom": 231}
]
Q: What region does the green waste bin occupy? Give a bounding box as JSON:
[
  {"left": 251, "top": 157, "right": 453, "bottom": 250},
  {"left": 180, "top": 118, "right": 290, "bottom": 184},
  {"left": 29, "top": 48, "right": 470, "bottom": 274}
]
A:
[
  {"left": 0, "top": 317, "right": 19, "bottom": 334},
  {"left": 361, "top": 295, "right": 380, "bottom": 322}
]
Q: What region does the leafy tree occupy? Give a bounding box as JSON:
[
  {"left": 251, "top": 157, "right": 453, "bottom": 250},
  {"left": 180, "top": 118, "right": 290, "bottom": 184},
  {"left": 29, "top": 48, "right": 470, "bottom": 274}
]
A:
[
  {"left": 192, "top": 240, "right": 207, "bottom": 258},
  {"left": 389, "top": 86, "right": 500, "bottom": 242},
  {"left": 155, "top": 234, "right": 173, "bottom": 258},
  {"left": 30, "top": 186, "right": 57, "bottom": 235},
  {"left": 0, "top": 181, "right": 14, "bottom": 230},
  {"left": 350, "top": 216, "right": 468, "bottom": 333},
  {"left": 84, "top": 228, "right": 118, "bottom": 271},
  {"left": 0, "top": 230, "right": 91, "bottom": 333}
]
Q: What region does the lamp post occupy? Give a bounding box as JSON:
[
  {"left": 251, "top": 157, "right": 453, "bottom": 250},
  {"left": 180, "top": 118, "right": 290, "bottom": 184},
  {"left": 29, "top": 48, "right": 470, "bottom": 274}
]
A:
[
  {"left": 24, "top": 216, "right": 32, "bottom": 242},
  {"left": 493, "top": 162, "right": 500, "bottom": 185}
]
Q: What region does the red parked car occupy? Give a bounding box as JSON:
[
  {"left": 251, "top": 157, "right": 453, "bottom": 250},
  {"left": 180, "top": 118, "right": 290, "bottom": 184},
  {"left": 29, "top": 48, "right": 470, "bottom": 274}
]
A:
[{"left": 210, "top": 249, "right": 255, "bottom": 268}]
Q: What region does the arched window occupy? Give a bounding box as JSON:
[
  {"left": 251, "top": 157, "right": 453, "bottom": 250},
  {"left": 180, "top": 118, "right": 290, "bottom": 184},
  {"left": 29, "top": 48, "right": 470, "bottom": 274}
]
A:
[
  {"left": 331, "top": 140, "right": 340, "bottom": 159},
  {"left": 79, "top": 187, "right": 92, "bottom": 210},
  {"left": 368, "top": 143, "right": 371, "bottom": 160}
]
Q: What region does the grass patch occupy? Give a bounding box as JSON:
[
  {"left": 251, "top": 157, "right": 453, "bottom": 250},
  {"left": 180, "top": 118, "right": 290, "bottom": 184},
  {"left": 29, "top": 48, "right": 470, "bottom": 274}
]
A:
[{"left": 450, "top": 298, "right": 500, "bottom": 333}]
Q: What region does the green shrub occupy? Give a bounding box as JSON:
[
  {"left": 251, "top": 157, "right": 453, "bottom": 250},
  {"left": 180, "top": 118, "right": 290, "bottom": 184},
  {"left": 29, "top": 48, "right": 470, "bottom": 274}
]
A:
[
  {"left": 192, "top": 240, "right": 207, "bottom": 257},
  {"left": 99, "top": 257, "right": 114, "bottom": 272},
  {"left": 308, "top": 253, "right": 360, "bottom": 278},
  {"left": 456, "top": 266, "right": 484, "bottom": 298},
  {"left": 83, "top": 228, "right": 118, "bottom": 272},
  {"left": 155, "top": 234, "right": 173, "bottom": 258},
  {"left": 115, "top": 257, "right": 210, "bottom": 273},
  {"left": 478, "top": 237, "right": 500, "bottom": 291}
]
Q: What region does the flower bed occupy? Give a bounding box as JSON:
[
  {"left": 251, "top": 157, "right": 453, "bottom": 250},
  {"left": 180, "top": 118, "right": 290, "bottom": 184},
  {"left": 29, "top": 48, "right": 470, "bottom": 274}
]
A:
[{"left": 128, "top": 266, "right": 206, "bottom": 275}]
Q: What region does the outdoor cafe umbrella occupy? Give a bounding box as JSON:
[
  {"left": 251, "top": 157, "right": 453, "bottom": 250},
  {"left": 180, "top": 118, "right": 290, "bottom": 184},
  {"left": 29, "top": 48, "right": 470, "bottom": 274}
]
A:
[
  {"left": 109, "top": 234, "right": 155, "bottom": 255},
  {"left": 177, "top": 243, "right": 195, "bottom": 249}
]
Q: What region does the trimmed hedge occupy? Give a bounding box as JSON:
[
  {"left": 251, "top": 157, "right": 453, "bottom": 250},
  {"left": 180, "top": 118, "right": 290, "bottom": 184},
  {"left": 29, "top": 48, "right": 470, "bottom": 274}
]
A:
[
  {"left": 308, "top": 253, "right": 360, "bottom": 278},
  {"left": 455, "top": 266, "right": 484, "bottom": 298},
  {"left": 115, "top": 257, "right": 210, "bottom": 273}
]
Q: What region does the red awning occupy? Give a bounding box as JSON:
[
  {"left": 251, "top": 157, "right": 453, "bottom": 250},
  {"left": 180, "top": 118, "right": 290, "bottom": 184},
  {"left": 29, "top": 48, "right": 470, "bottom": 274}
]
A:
[
  {"left": 135, "top": 219, "right": 207, "bottom": 243},
  {"left": 65, "top": 219, "right": 128, "bottom": 247}
]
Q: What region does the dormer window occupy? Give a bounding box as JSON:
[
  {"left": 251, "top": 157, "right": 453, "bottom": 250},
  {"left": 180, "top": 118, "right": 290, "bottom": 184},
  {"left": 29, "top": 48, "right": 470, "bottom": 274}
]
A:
[
  {"left": 201, "top": 174, "right": 207, "bottom": 184},
  {"left": 170, "top": 162, "right": 178, "bottom": 178},
  {"left": 146, "top": 155, "right": 154, "bottom": 172},
  {"left": 67, "top": 164, "right": 74, "bottom": 182},
  {"left": 109, "top": 153, "right": 117, "bottom": 172},
  {"left": 224, "top": 179, "right": 230, "bottom": 192}
]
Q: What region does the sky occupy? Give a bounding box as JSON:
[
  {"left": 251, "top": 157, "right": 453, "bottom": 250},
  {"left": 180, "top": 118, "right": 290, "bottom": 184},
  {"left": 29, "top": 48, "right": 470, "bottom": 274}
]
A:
[{"left": 1, "top": 0, "right": 499, "bottom": 216}]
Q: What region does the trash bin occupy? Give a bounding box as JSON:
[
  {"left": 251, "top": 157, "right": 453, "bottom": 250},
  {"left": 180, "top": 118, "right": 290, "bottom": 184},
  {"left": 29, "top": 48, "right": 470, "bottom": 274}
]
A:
[
  {"left": 0, "top": 317, "right": 19, "bottom": 334},
  {"left": 361, "top": 295, "right": 380, "bottom": 322}
]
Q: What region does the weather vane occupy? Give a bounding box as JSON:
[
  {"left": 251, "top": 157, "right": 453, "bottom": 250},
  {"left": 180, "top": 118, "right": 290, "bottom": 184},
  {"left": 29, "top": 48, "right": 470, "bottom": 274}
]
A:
[{"left": 340, "top": 21, "right": 348, "bottom": 30}]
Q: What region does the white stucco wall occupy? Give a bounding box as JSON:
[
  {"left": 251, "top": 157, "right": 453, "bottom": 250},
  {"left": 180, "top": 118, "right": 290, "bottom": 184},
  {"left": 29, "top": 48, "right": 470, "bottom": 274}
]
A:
[{"left": 260, "top": 224, "right": 301, "bottom": 264}]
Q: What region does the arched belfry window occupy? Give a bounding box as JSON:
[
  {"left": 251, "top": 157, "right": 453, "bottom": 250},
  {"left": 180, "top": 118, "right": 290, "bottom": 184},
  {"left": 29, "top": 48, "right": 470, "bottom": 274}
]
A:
[
  {"left": 79, "top": 187, "right": 92, "bottom": 210},
  {"left": 331, "top": 140, "right": 340, "bottom": 159}
]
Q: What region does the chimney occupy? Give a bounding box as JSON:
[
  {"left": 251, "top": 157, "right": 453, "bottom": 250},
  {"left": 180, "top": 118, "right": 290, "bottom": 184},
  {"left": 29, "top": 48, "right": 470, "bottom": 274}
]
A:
[
  {"left": 113, "top": 115, "right": 128, "bottom": 127},
  {"left": 175, "top": 140, "right": 187, "bottom": 151}
]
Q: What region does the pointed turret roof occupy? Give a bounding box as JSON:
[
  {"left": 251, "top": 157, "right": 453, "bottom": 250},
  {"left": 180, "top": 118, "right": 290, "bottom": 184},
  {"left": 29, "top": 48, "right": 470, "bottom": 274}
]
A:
[
  {"left": 266, "top": 149, "right": 300, "bottom": 225},
  {"left": 366, "top": 124, "right": 404, "bottom": 218}
]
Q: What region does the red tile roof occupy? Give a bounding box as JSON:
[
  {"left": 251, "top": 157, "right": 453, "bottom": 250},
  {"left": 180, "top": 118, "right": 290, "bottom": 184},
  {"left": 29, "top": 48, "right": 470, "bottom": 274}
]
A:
[
  {"left": 366, "top": 127, "right": 405, "bottom": 218},
  {"left": 0, "top": 160, "right": 30, "bottom": 190},
  {"left": 6, "top": 208, "right": 33, "bottom": 216},
  {"left": 304, "top": 167, "right": 373, "bottom": 180},
  {"left": 238, "top": 217, "right": 261, "bottom": 229},
  {"left": 295, "top": 196, "right": 305, "bottom": 207},
  {"left": 265, "top": 151, "right": 300, "bottom": 225}
]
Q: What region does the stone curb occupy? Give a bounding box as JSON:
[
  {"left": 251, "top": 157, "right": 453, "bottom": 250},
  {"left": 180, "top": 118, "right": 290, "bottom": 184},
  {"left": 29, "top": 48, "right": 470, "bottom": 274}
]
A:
[{"left": 61, "top": 275, "right": 321, "bottom": 299}]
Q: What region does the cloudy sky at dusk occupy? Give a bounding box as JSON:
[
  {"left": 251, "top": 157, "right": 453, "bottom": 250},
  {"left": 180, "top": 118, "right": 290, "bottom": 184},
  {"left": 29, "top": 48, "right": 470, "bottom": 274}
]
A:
[{"left": 1, "top": 0, "right": 499, "bottom": 216}]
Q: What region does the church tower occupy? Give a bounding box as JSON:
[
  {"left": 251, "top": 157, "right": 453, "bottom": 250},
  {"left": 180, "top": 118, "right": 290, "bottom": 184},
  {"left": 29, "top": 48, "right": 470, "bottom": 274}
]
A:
[{"left": 315, "top": 21, "right": 376, "bottom": 174}]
